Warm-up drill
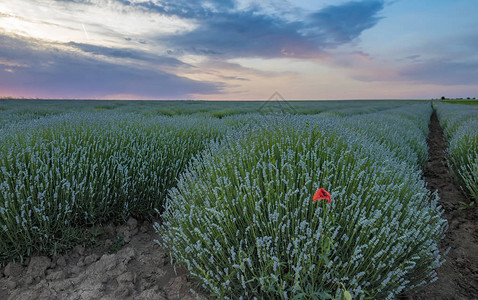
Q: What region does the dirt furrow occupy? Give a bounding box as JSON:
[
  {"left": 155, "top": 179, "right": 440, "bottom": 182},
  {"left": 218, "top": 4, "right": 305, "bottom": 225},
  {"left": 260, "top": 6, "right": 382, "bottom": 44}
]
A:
[{"left": 412, "top": 110, "right": 478, "bottom": 299}]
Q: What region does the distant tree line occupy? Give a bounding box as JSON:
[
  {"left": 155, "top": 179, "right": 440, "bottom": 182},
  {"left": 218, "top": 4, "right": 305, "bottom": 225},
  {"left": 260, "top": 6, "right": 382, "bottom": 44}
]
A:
[
  {"left": 0, "top": 96, "right": 41, "bottom": 100},
  {"left": 439, "top": 96, "right": 476, "bottom": 100}
]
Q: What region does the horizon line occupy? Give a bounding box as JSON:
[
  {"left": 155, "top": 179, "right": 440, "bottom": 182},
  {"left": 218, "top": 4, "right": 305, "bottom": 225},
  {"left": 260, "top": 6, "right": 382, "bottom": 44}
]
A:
[{"left": 0, "top": 97, "right": 436, "bottom": 102}]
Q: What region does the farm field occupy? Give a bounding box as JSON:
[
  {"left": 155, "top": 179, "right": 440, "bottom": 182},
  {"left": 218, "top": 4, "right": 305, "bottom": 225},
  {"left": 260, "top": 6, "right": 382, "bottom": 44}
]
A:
[
  {"left": 0, "top": 100, "right": 476, "bottom": 299},
  {"left": 0, "top": 99, "right": 420, "bottom": 125},
  {"left": 435, "top": 103, "right": 478, "bottom": 202},
  {"left": 411, "top": 105, "right": 478, "bottom": 299}
]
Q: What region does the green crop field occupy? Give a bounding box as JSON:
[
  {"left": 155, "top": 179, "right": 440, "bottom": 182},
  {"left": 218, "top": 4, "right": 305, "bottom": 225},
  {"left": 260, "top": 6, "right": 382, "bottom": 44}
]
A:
[
  {"left": 435, "top": 103, "right": 478, "bottom": 202},
  {"left": 0, "top": 99, "right": 422, "bottom": 126},
  {"left": 0, "top": 99, "right": 476, "bottom": 299}
]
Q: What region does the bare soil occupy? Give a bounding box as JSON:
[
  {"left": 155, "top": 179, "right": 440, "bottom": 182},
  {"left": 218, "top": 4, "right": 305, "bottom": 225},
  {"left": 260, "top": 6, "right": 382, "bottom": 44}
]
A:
[
  {"left": 411, "top": 111, "right": 478, "bottom": 299},
  {"left": 0, "top": 218, "right": 203, "bottom": 299}
]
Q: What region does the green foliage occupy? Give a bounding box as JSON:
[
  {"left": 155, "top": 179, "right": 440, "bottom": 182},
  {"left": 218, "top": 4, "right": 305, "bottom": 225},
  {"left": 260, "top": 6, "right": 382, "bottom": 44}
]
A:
[
  {"left": 106, "top": 235, "right": 125, "bottom": 253},
  {"left": 336, "top": 104, "right": 431, "bottom": 168},
  {"left": 0, "top": 99, "right": 425, "bottom": 120},
  {"left": 0, "top": 100, "right": 448, "bottom": 298},
  {"left": 158, "top": 104, "right": 446, "bottom": 299},
  {"left": 435, "top": 103, "right": 478, "bottom": 201},
  {"left": 0, "top": 112, "right": 225, "bottom": 262},
  {"left": 442, "top": 99, "right": 478, "bottom": 106},
  {"left": 459, "top": 201, "right": 475, "bottom": 210}
]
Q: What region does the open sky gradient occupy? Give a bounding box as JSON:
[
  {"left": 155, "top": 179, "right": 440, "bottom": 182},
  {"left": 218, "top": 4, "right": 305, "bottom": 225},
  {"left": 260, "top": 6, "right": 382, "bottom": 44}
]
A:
[{"left": 0, "top": 0, "right": 477, "bottom": 100}]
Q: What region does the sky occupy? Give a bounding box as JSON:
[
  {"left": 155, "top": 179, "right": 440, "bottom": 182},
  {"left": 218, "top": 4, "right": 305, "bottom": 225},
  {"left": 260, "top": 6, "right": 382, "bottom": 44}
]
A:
[{"left": 0, "top": 0, "right": 477, "bottom": 100}]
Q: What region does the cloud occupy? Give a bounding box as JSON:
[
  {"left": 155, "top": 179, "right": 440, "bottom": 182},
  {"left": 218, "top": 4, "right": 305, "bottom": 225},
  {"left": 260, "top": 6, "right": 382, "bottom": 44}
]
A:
[
  {"left": 4, "top": 0, "right": 386, "bottom": 62},
  {"left": 347, "top": 56, "right": 478, "bottom": 86},
  {"left": 165, "top": 11, "right": 317, "bottom": 58},
  {"left": 114, "top": 0, "right": 236, "bottom": 19},
  {"left": 0, "top": 35, "right": 222, "bottom": 99},
  {"left": 218, "top": 75, "right": 250, "bottom": 81},
  {"left": 136, "top": 0, "right": 385, "bottom": 58},
  {"left": 0, "top": 0, "right": 388, "bottom": 99},
  {"left": 306, "top": 0, "right": 384, "bottom": 45},
  {"left": 399, "top": 60, "right": 478, "bottom": 86},
  {"left": 66, "top": 42, "right": 190, "bottom": 67},
  {"left": 405, "top": 55, "right": 421, "bottom": 60}
]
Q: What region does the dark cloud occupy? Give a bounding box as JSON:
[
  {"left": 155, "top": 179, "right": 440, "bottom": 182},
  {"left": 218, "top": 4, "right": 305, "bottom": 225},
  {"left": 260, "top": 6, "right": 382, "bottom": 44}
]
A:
[
  {"left": 399, "top": 60, "right": 478, "bottom": 85},
  {"left": 0, "top": 0, "right": 387, "bottom": 99},
  {"left": 166, "top": 11, "right": 317, "bottom": 58},
  {"left": 194, "top": 59, "right": 290, "bottom": 78},
  {"left": 0, "top": 35, "right": 222, "bottom": 99},
  {"left": 47, "top": 1, "right": 385, "bottom": 59},
  {"left": 405, "top": 55, "right": 421, "bottom": 60},
  {"left": 307, "top": 1, "right": 384, "bottom": 45},
  {"left": 218, "top": 75, "right": 250, "bottom": 81},
  {"left": 66, "top": 42, "right": 190, "bottom": 67},
  {"left": 117, "top": 0, "right": 385, "bottom": 59}
]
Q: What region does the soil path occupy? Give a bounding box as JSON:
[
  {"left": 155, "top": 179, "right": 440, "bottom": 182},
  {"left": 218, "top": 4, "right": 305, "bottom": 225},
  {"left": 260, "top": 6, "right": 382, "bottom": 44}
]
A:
[
  {"left": 412, "top": 111, "right": 478, "bottom": 299},
  {"left": 0, "top": 218, "right": 202, "bottom": 300}
]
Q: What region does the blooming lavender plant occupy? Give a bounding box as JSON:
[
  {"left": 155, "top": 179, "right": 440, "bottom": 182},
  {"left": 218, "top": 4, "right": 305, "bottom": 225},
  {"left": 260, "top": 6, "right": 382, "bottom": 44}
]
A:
[
  {"left": 435, "top": 102, "right": 478, "bottom": 201},
  {"left": 158, "top": 104, "right": 446, "bottom": 299},
  {"left": 0, "top": 112, "right": 225, "bottom": 262}
]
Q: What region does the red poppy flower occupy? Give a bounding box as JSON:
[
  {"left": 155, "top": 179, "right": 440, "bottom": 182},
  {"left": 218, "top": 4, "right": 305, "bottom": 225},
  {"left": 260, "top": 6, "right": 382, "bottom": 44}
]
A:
[{"left": 313, "top": 188, "right": 331, "bottom": 204}]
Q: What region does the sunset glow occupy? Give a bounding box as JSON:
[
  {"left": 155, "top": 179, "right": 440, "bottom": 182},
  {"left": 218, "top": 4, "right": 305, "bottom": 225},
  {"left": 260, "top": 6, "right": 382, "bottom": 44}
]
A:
[{"left": 1, "top": 0, "right": 477, "bottom": 100}]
